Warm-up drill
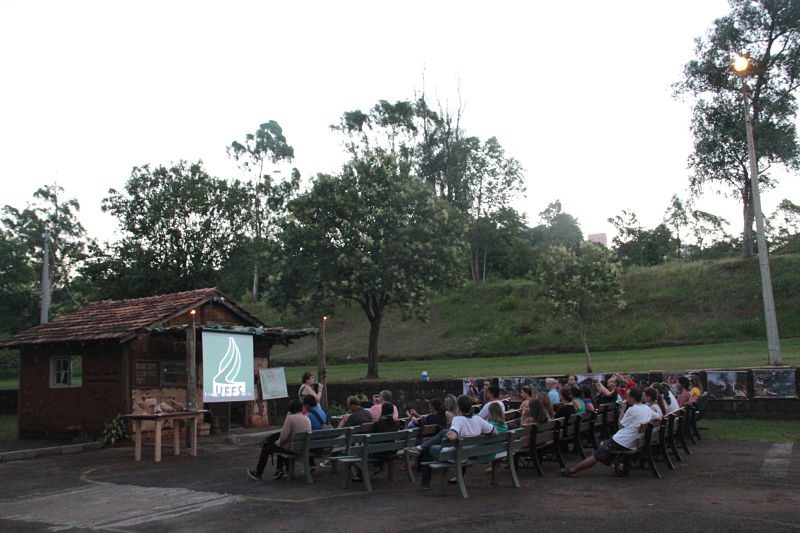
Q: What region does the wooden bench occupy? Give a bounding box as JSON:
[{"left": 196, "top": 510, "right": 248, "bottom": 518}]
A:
[
  {"left": 608, "top": 422, "right": 662, "bottom": 478},
  {"left": 328, "top": 429, "right": 415, "bottom": 492},
  {"left": 516, "top": 418, "right": 565, "bottom": 476},
  {"left": 423, "top": 428, "right": 525, "bottom": 498},
  {"left": 279, "top": 427, "right": 355, "bottom": 484}
]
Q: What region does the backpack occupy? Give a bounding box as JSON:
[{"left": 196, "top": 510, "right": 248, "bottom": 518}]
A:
[{"left": 308, "top": 408, "right": 333, "bottom": 430}]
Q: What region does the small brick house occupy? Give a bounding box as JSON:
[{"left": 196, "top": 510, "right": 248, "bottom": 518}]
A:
[{"left": 0, "top": 288, "right": 312, "bottom": 438}]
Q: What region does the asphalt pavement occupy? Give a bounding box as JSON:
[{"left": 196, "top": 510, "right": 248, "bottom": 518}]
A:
[{"left": 0, "top": 434, "right": 798, "bottom": 532}]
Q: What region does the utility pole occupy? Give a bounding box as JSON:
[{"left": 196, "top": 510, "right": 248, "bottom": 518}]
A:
[
  {"left": 40, "top": 229, "right": 51, "bottom": 324},
  {"left": 733, "top": 55, "right": 782, "bottom": 365},
  {"left": 186, "top": 310, "right": 198, "bottom": 445},
  {"left": 317, "top": 316, "right": 328, "bottom": 408}
]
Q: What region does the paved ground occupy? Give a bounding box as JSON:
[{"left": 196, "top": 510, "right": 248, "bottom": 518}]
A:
[{"left": 0, "top": 435, "right": 799, "bottom": 532}]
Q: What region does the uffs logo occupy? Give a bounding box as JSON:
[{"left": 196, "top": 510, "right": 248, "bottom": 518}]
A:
[{"left": 212, "top": 337, "right": 247, "bottom": 397}]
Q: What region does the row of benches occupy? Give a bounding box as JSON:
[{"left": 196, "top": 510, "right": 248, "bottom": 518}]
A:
[{"left": 276, "top": 400, "right": 705, "bottom": 497}]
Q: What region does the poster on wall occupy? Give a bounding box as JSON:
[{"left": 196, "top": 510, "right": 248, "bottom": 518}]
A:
[
  {"left": 706, "top": 371, "right": 748, "bottom": 399},
  {"left": 202, "top": 331, "right": 254, "bottom": 403},
  {"left": 259, "top": 367, "right": 288, "bottom": 400},
  {"left": 753, "top": 368, "right": 797, "bottom": 398}
]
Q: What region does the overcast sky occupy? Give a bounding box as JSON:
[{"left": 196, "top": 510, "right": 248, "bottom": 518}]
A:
[{"left": 1, "top": 1, "right": 798, "bottom": 243}]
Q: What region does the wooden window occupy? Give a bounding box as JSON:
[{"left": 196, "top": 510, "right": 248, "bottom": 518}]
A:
[
  {"left": 50, "top": 356, "right": 82, "bottom": 387},
  {"left": 134, "top": 361, "right": 160, "bottom": 387},
  {"left": 161, "top": 361, "right": 187, "bottom": 386}
]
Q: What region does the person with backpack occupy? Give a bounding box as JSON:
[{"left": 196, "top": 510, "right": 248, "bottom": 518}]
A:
[{"left": 303, "top": 395, "right": 330, "bottom": 430}]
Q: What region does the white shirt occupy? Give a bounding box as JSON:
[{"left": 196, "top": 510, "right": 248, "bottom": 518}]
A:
[
  {"left": 449, "top": 414, "right": 495, "bottom": 438},
  {"left": 664, "top": 392, "right": 679, "bottom": 414},
  {"left": 612, "top": 403, "right": 656, "bottom": 449},
  {"left": 478, "top": 399, "right": 505, "bottom": 420}
]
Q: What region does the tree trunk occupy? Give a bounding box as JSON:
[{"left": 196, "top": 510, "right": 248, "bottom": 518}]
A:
[
  {"left": 741, "top": 181, "right": 755, "bottom": 258},
  {"left": 579, "top": 322, "right": 593, "bottom": 373},
  {"left": 366, "top": 313, "right": 382, "bottom": 379},
  {"left": 251, "top": 262, "right": 259, "bottom": 301},
  {"left": 482, "top": 248, "right": 487, "bottom": 283}
]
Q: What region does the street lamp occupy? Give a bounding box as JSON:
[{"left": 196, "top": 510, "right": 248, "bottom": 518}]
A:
[{"left": 732, "top": 54, "right": 782, "bottom": 365}]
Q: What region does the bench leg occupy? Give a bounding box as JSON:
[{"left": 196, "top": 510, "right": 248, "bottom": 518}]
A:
[
  {"left": 533, "top": 449, "right": 544, "bottom": 477},
  {"left": 490, "top": 461, "right": 498, "bottom": 485},
  {"left": 455, "top": 465, "right": 468, "bottom": 499},
  {"left": 154, "top": 420, "right": 162, "bottom": 463},
  {"left": 435, "top": 468, "right": 449, "bottom": 496},
  {"left": 507, "top": 454, "right": 521, "bottom": 489},
  {"left": 361, "top": 459, "right": 373, "bottom": 492},
  {"left": 403, "top": 452, "right": 415, "bottom": 484},
  {"left": 173, "top": 420, "right": 181, "bottom": 456},
  {"left": 303, "top": 452, "right": 314, "bottom": 484}
]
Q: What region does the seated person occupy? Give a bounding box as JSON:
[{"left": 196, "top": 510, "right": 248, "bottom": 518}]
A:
[
  {"left": 644, "top": 387, "right": 665, "bottom": 420},
  {"left": 303, "top": 394, "right": 329, "bottom": 430},
  {"left": 418, "top": 395, "right": 498, "bottom": 489},
  {"left": 407, "top": 398, "right": 447, "bottom": 429},
  {"left": 594, "top": 377, "right": 622, "bottom": 406},
  {"left": 353, "top": 402, "right": 397, "bottom": 481},
  {"left": 538, "top": 391, "right": 555, "bottom": 420},
  {"left": 579, "top": 385, "right": 595, "bottom": 413},
  {"left": 247, "top": 400, "right": 310, "bottom": 481},
  {"left": 554, "top": 387, "right": 577, "bottom": 420},
  {"left": 369, "top": 390, "right": 399, "bottom": 421},
  {"left": 561, "top": 388, "right": 655, "bottom": 477},
  {"left": 572, "top": 386, "right": 587, "bottom": 414},
  {"left": 338, "top": 395, "right": 374, "bottom": 428},
  {"left": 477, "top": 384, "right": 505, "bottom": 420}
]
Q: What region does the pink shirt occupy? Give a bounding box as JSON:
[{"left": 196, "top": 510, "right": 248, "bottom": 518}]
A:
[{"left": 369, "top": 403, "right": 399, "bottom": 421}]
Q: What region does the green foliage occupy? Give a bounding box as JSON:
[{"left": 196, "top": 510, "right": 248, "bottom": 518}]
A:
[
  {"left": 537, "top": 241, "right": 625, "bottom": 371},
  {"left": 0, "top": 349, "right": 19, "bottom": 380},
  {"left": 1, "top": 184, "right": 89, "bottom": 331},
  {"left": 274, "top": 150, "right": 466, "bottom": 378},
  {"left": 676, "top": 0, "right": 800, "bottom": 257},
  {"left": 227, "top": 121, "right": 300, "bottom": 301},
  {"left": 102, "top": 414, "right": 129, "bottom": 447},
  {"left": 325, "top": 403, "right": 347, "bottom": 418},
  {"left": 86, "top": 161, "right": 251, "bottom": 299},
  {"left": 609, "top": 210, "right": 679, "bottom": 266}
]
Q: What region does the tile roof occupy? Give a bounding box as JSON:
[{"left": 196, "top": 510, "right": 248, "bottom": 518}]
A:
[{"left": 0, "top": 288, "right": 264, "bottom": 348}]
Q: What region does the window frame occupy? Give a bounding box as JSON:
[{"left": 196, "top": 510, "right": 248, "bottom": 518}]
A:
[
  {"left": 133, "top": 360, "right": 161, "bottom": 387},
  {"left": 50, "top": 356, "right": 82, "bottom": 388}
]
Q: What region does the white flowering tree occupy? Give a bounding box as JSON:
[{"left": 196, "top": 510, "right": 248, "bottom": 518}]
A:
[
  {"left": 538, "top": 241, "right": 625, "bottom": 372},
  {"left": 275, "top": 150, "right": 465, "bottom": 378}
]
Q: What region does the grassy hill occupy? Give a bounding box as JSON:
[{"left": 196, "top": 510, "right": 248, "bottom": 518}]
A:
[{"left": 267, "top": 255, "right": 800, "bottom": 366}]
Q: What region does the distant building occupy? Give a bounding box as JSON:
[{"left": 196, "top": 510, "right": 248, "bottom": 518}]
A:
[{"left": 587, "top": 233, "right": 607, "bottom": 247}]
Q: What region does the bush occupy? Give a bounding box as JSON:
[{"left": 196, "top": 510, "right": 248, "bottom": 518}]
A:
[{"left": 0, "top": 350, "right": 19, "bottom": 380}]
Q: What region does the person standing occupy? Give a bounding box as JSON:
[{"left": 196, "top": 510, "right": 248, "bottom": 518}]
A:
[{"left": 546, "top": 378, "right": 561, "bottom": 405}]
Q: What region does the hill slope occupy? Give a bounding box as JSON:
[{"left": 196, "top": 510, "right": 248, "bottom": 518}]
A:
[{"left": 268, "top": 255, "right": 800, "bottom": 366}]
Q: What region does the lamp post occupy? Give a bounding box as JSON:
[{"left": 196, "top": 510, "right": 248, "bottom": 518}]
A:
[{"left": 733, "top": 54, "right": 782, "bottom": 365}]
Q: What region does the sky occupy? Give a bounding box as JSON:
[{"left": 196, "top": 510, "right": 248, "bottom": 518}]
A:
[{"left": 1, "top": 0, "right": 798, "bottom": 244}]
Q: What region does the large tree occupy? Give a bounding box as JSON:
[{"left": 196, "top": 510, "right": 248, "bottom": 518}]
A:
[
  {"left": 2, "top": 184, "right": 89, "bottom": 322},
  {"left": 538, "top": 241, "right": 625, "bottom": 373},
  {"left": 88, "top": 161, "right": 250, "bottom": 298},
  {"left": 227, "top": 121, "right": 300, "bottom": 300},
  {"left": 274, "top": 151, "right": 465, "bottom": 378},
  {"left": 676, "top": 0, "right": 800, "bottom": 257}
]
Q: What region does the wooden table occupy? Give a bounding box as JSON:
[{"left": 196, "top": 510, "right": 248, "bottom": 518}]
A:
[{"left": 122, "top": 410, "right": 209, "bottom": 462}]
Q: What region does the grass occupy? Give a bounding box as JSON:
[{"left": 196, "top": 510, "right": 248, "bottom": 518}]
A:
[
  {"left": 0, "top": 415, "right": 16, "bottom": 439},
  {"left": 285, "top": 337, "right": 800, "bottom": 383},
  {"left": 269, "top": 255, "right": 800, "bottom": 366},
  {"left": 0, "top": 379, "right": 18, "bottom": 390},
  {"left": 704, "top": 419, "right": 800, "bottom": 442}
]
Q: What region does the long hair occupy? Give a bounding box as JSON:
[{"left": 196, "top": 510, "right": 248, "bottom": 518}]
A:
[
  {"left": 527, "top": 397, "right": 550, "bottom": 423},
  {"left": 487, "top": 402, "right": 506, "bottom": 426}
]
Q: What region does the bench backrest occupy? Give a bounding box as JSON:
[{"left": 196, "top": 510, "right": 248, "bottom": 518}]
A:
[
  {"left": 351, "top": 429, "right": 414, "bottom": 456},
  {"left": 419, "top": 424, "right": 441, "bottom": 438},
  {"left": 562, "top": 413, "right": 579, "bottom": 439},
  {"left": 289, "top": 427, "right": 354, "bottom": 452},
  {"left": 504, "top": 409, "right": 521, "bottom": 421},
  {"left": 534, "top": 417, "right": 564, "bottom": 447},
  {"left": 357, "top": 422, "right": 375, "bottom": 434},
  {"left": 437, "top": 428, "right": 524, "bottom": 463},
  {"left": 577, "top": 412, "right": 593, "bottom": 432}
]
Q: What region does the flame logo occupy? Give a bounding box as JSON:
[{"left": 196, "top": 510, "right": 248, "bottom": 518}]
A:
[{"left": 212, "top": 337, "right": 246, "bottom": 396}]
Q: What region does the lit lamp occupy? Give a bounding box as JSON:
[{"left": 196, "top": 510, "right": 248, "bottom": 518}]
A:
[{"left": 732, "top": 53, "right": 782, "bottom": 365}]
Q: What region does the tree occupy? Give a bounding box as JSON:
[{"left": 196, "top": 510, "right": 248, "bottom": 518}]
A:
[
  {"left": 89, "top": 161, "right": 250, "bottom": 298},
  {"left": 538, "top": 241, "right": 625, "bottom": 372},
  {"left": 273, "top": 151, "right": 465, "bottom": 378},
  {"left": 608, "top": 210, "right": 679, "bottom": 267},
  {"left": 335, "top": 97, "right": 525, "bottom": 283},
  {"left": 676, "top": 0, "right": 800, "bottom": 257},
  {"left": 227, "top": 121, "right": 300, "bottom": 300},
  {"left": 768, "top": 198, "right": 800, "bottom": 253},
  {"left": 663, "top": 194, "right": 691, "bottom": 256},
  {"left": 2, "top": 184, "right": 89, "bottom": 322}
]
